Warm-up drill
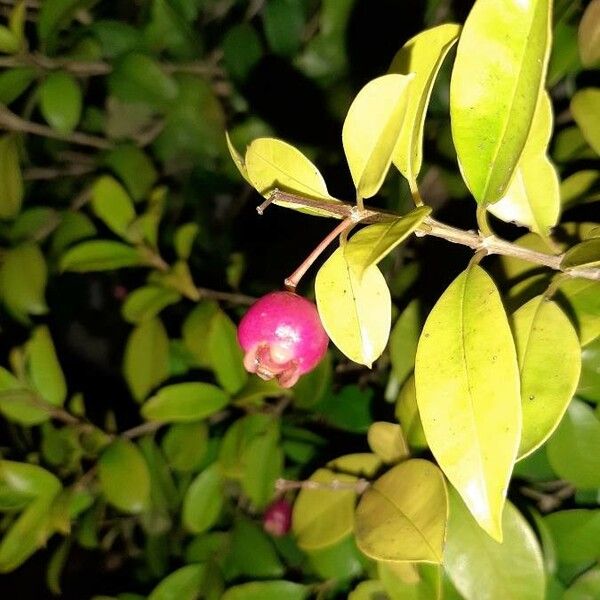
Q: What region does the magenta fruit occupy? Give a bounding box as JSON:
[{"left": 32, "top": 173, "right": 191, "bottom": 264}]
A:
[
  {"left": 237, "top": 291, "right": 329, "bottom": 388},
  {"left": 263, "top": 498, "right": 292, "bottom": 537}
]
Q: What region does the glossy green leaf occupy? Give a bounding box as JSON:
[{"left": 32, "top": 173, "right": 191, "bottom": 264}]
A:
[
  {"left": 292, "top": 351, "right": 332, "bottom": 409},
  {"left": 222, "top": 23, "right": 263, "bottom": 82},
  {"left": 109, "top": 52, "right": 178, "bottom": 110},
  {"left": 292, "top": 468, "right": 357, "bottom": 550},
  {"left": 223, "top": 581, "right": 307, "bottom": 600},
  {"left": 0, "top": 67, "right": 36, "bottom": 105},
  {"left": 306, "top": 534, "right": 364, "bottom": 581},
  {"left": 345, "top": 207, "right": 431, "bottom": 277},
  {"left": 367, "top": 422, "right": 409, "bottom": 464},
  {"left": 27, "top": 326, "right": 67, "bottom": 408},
  {"left": 91, "top": 176, "right": 136, "bottom": 238},
  {"left": 579, "top": 0, "right": 600, "bottom": 67},
  {"left": 389, "top": 300, "right": 421, "bottom": 387},
  {"left": 355, "top": 459, "right": 447, "bottom": 563},
  {"left": 545, "top": 510, "right": 600, "bottom": 566},
  {"left": 342, "top": 73, "right": 414, "bottom": 198},
  {"left": 39, "top": 72, "right": 82, "bottom": 134},
  {"left": 558, "top": 278, "right": 600, "bottom": 346},
  {"left": 99, "top": 439, "right": 150, "bottom": 514},
  {"left": 244, "top": 137, "right": 341, "bottom": 217},
  {"left": 316, "top": 247, "right": 391, "bottom": 367},
  {"left": 182, "top": 463, "right": 223, "bottom": 534},
  {"left": 50, "top": 212, "right": 97, "bottom": 255},
  {"left": 148, "top": 564, "right": 206, "bottom": 600},
  {"left": 488, "top": 92, "right": 559, "bottom": 236},
  {"left": 316, "top": 384, "right": 373, "bottom": 433},
  {"left": 349, "top": 580, "right": 387, "bottom": 600},
  {"left": 61, "top": 240, "right": 145, "bottom": 272},
  {"left": 390, "top": 23, "right": 461, "bottom": 185},
  {"left": 562, "top": 239, "right": 600, "bottom": 270},
  {"left": 450, "top": 0, "right": 551, "bottom": 204},
  {"left": 414, "top": 265, "right": 521, "bottom": 541},
  {"left": 104, "top": 145, "right": 157, "bottom": 202},
  {"left": 124, "top": 318, "right": 170, "bottom": 402},
  {"left": 0, "top": 135, "right": 23, "bottom": 219},
  {"left": 512, "top": 296, "right": 581, "bottom": 458},
  {"left": 142, "top": 382, "right": 229, "bottom": 423},
  {"left": 162, "top": 422, "right": 208, "bottom": 472},
  {"left": 0, "top": 494, "right": 56, "bottom": 573},
  {"left": 46, "top": 537, "right": 71, "bottom": 596},
  {"left": 564, "top": 568, "right": 600, "bottom": 599},
  {"left": 571, "top": 88, "right": 600, "bottom": 156},
  {"left": 445, "top": 489, "right": 545, "bottom": 600},
  {"left": 0, "top": 243, "right": 47, "bottom": 320},
  {"left": 122, "top": 286, "right": 180, "bottom": 324},
  {"left": 395, "top": 374, "right": 428, "bottom": 450},
  {"left": 547, "top": 399, "right": 600, "bottom": 488}
]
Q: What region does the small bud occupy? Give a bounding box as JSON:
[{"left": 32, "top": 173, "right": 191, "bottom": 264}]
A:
[
  {"left": 263, "top": 498, "right": 292, "bottom": 537},
  {"left": 237, "top": 291, "right": 328, "bottom": 388}
]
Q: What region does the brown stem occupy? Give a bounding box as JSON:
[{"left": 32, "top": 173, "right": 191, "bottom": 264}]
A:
[
  {"left": 121, "top": 421, "right": 164, "bottom": 439},
  {"left": 0, "top": 54, "right": 224, "bottom": 79},
  {"left": 266, "top": 190, "right": 600, "bottom": 282},
  {"left": 284, "top": 218, "right": 354, "bottom": 292},
  {"left": 275, "top": 477, "right": 370, "bottom": 494},
  {"left": 0, "top": 105, "right": 112, "bottom": 150}
]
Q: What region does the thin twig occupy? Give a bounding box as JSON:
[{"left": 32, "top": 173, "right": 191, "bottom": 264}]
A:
[
  {"left": 275, "top": 477, "right": 370, "bottom": 494},
  {"left": 196, "top": 287, "right": 255, "bottom": 305},
  {"left": 266, "top": 190, "right": 600, "bottom": 282},
  {"left": 121, "top": 421, "right": 164, "bottom": 439},
  {"left": 0, "top": 54, "right": 224, "bottom": 78},
  {"left": 0, "top": 105, "right": 112, "bottom": 150}
]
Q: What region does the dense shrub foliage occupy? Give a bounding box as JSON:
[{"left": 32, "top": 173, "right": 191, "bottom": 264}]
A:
[{"left": 0, "top": 0, "right": 599, "bottom": 598}]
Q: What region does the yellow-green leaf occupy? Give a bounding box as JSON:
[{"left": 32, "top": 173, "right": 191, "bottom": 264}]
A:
[
  {"left": 558, "top": 278, "right": 600, "bottom": 346},
  {"left": 142, "top": 382, "right": 229, "bottom": 423},
  {"left": 0, "top": 494, "right": 56, "bottom": 573},
  {"left": 571, "top": 88, "right": 600, "bottom": 156},
  {"left": 123, "top": 318, "right": 170, "bottom": 402},
  {"left": 450, "top": 0, "right": 551, "bottom": 204},
  {"left": 367, "top": 422, "right": 409, "bottom": 464},
  {"left": 222, "top": 581, "right": 308, "bottom": 600},
  {"left": 344, "top": 206, "right": 431, "bottom": 277},
  {"left": 60, "top": 240, "right": 145, "bottom": 272},
  {"left": 579, "top": 0, "right": 600, "bottom": 68},
  {"left": 0, "top": 134, "right": 23, "bottom": 218},
  {"left": 0, "top": 460, "right": 61, "bottom": 499},
  {"left": 244, "top": 137, "right": 340, "bottom": 217},
  {"left": 122, "top": 286, "right": 181, "bottom": 324},
  {"left": 378, "top": 562, "right": 442, "bottom": 600},
  {"left": 560, "top": 170, "right": 600, "bottom": 208},
  {"left": 38, "top": 71, "right": 82, "bottom": 135},
  {"left": 395, "top": 374, "right": 428, "bottom": 451},
  {"left": 562, "top": 238, "right": 600, "bottom": 270},
  {"left": 342, "top": 74, "right": 414, "bottom": 199},
  {"left": 0, "top": 243, "right": 47, "bottom": 321},
  {"left": 148, "top": 564, "right": 207, "bottom": 600},
  {"left": 512, "top": 296, "right": 581, "bottom": 459},
  {"left": 27, "top": 326, "right": 67, "bottom": 408},
  {"left": 315, "top": 247, "right": 391, "bottom": 367},
  {"left": 292, "top": 468, "right": 357, "bottom": 551},
  {"left": 98, "top": 439, "right": 150, "bottom": 514},
  {"left": 414, "top": 265, "right": 521, "bottom": 541},
  {"left": 488, "top": 92, "right": 559, "bottom": 237},
  {"left": 390, "top": 23, "right": 461, "bottom": 186},
  {"left": 355, "top": 459, "right": 447, "bottom": 563},
  {"left": 90, "top": 175, "right": 136, "bottom": 239},
  {"left": 226, "top": 131, "right": 252, "bottom": 184},
  {"left": 182, "top": 463, "right": 223, "bottom": 534},
  {"left": 444, "top": 488, "right": 545, "bottom": 600},
  {"left": 327, "top": 453, "right": 383, "bottom": 479}
]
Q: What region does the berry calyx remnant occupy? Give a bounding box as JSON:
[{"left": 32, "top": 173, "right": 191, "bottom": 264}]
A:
[{"left": 237, "top": 291, "right": 329, "bottom": 388}]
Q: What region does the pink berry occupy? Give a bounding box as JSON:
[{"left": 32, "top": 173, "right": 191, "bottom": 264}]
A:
[
  {"left": 263, "top": 499, "right": 292, "bottom": 537},
  {"left": 237, "top": 291, "right": 329, "bottom": 388}
]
